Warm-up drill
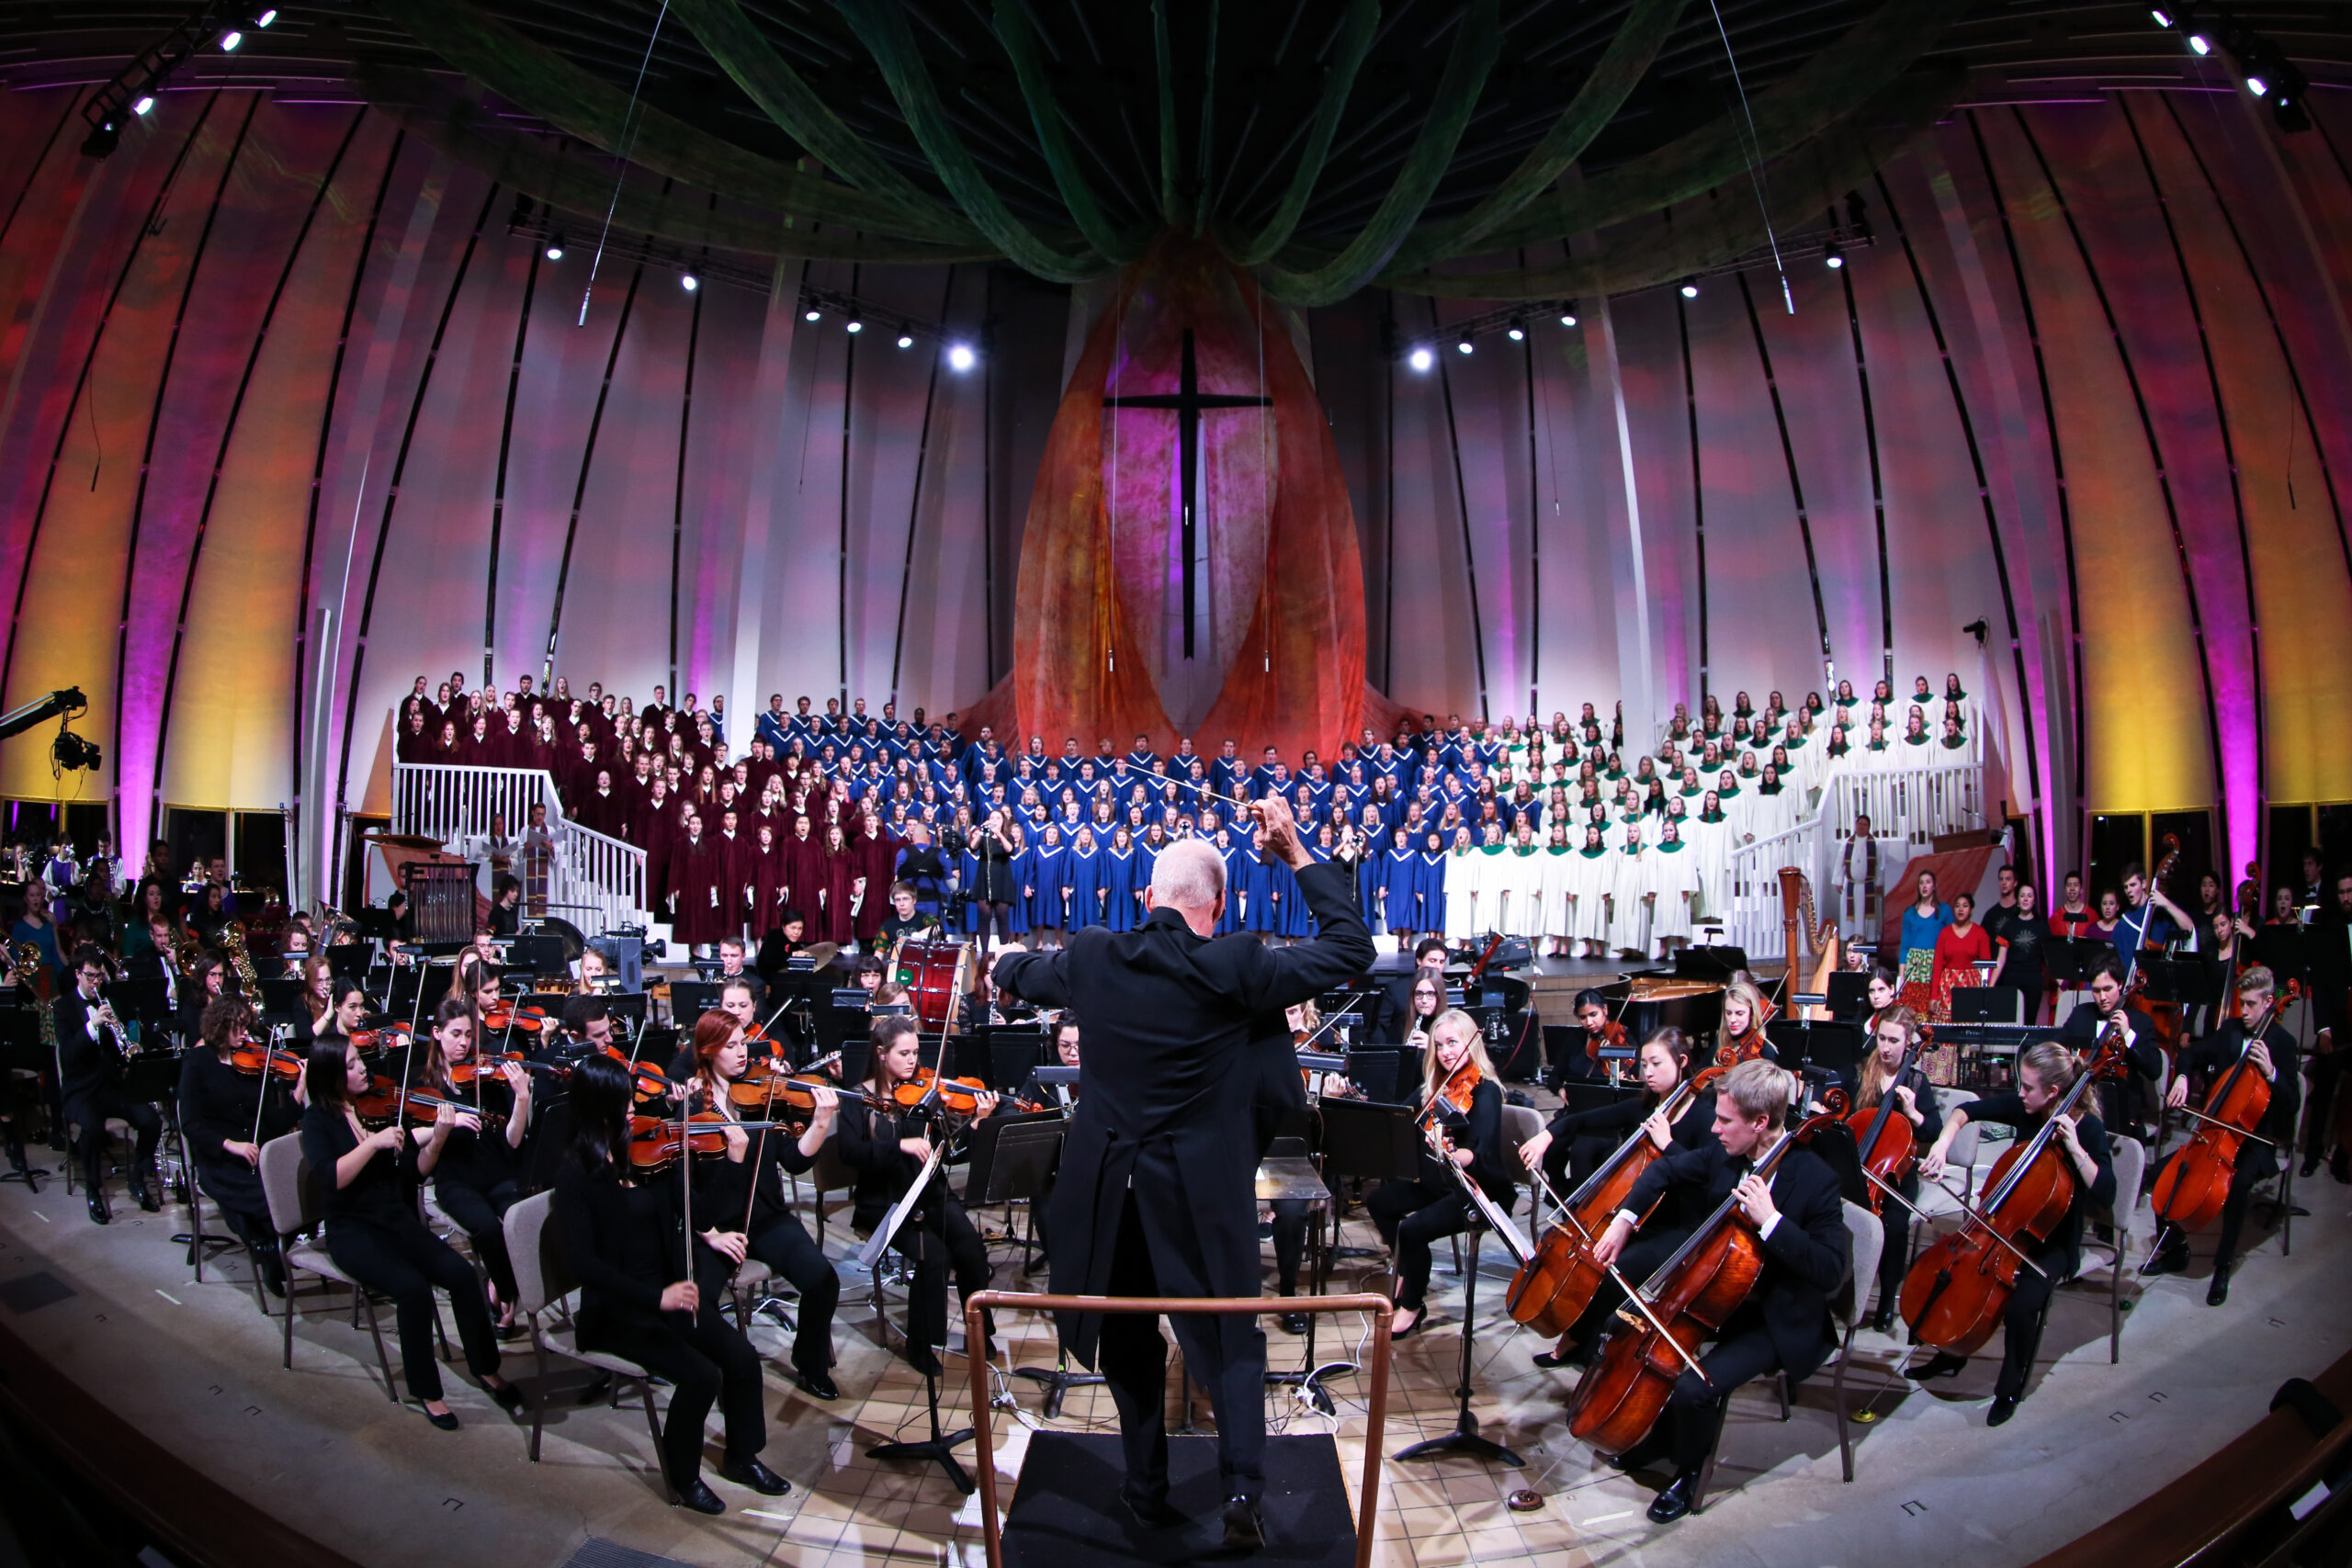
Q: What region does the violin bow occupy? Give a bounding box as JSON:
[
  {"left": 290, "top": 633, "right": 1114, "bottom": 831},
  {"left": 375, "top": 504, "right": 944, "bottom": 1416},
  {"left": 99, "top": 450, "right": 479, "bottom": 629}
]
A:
[
  {"left": 1520, "top": 1162, "right": 1710, "bottom": 1381},
  {"left": 1884, "top": 1165, "right": 2048, "bottom": 1278}
]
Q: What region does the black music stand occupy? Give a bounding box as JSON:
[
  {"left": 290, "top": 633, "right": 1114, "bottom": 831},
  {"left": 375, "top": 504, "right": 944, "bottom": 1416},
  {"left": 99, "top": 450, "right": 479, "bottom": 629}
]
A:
[
  {"left": 1768, "top": 1017, "right": 1864, "bottom": 1077},
  {"left": 1826, "top": 970, "right": 1872, "bottom": 1023},
  {"left": 257, "top": 976, "right": 306, "bottom": 1021},
  {"left": 1317, "top": 1097, "right": 1419, "bottom": 1267},
  {"left": 1394, "top": 1194, "right": 1524, "bottom": 1472},
  {"left": 1341, "top": 1049, "right": 1406, "bottom": 1106},
  {"left": 986, "top": 1032, "right": 1046, "bottom": 1094},
  {"left": 668, "top": 980, "right": 718, "bottom": 1024},
  {"left": 862, "top": 1151, "right": 978, "bottom": 1495}
]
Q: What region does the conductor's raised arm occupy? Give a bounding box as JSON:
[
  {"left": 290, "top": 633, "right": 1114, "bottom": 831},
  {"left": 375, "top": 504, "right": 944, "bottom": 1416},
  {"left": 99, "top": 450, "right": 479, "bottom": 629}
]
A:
[{"left": 1231, "top": 795, "right": 1376, "bottom": 1012}]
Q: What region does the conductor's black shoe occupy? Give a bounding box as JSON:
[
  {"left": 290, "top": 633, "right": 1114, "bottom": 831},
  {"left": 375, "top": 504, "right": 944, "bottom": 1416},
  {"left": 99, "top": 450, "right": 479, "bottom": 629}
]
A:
[
  {"left": 85, "top": 1193, "right": 108, "bottom": 1225},
  {"left": 1220, "top": 1495, "right": 1267, "bottom": 1552},
  {"left": 1986, "top": 1395, "right": 2018, "bottom": 1428},
  {"left": 1905, "top": 1352, "right": 1967, "bottom": 1382},
  {"left": 673, "top": 1478, "right": 726, "bottom": 1515},
  {"left": 718, "top": 1456, "right": 790, "bottom": 1495},
  {"left": 792, "top": 1367, "right": 840, "bottom": 1401},
  {"left": 2206, "top": 1265, "right": 2232, "bottom": 1307},
  {"left": 1645, "top": 1470, "right": 1701, "bottom": 1524},
  {"left": 1119, "top": 1486, "right": 1186, "bottom": 1529},
  {"left": 1278, "top": 1312, "right": 1310, "bottom": 1336}
]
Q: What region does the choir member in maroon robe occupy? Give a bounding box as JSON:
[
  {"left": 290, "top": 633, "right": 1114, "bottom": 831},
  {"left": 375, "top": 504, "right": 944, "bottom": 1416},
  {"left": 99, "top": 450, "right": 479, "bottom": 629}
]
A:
[
  {"left": 639, "top": 779, "right": 676, "bottom": 908},
  {"left": 749, "top": 825, "right": 785, "bottom": 937},
  {"left": 852, "top": 812, "right": 900, "bottom": 945},
  {"left": 817, "top": 822, "right": 858, "bottom": 946},
  {"left": 783, "top": 814, "right": 823, "bottom": 926},
  {"left": 669, "top": 813, "right": 727, "bottom": 948},
  {"left": 715, "top": 808, "right": 749, "bottom": 938}
]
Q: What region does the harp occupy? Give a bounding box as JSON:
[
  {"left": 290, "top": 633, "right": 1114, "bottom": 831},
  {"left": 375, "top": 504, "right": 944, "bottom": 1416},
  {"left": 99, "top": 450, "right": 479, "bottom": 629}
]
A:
[{"left": 1777, "top": 867, "right": 1841, "bottom": 1021}]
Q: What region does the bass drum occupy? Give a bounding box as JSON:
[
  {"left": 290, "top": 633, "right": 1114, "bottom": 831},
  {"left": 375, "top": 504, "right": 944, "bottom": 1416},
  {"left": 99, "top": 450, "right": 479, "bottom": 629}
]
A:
[{"left": 892, "top": 938, "right": 974, "bottom": 1032}]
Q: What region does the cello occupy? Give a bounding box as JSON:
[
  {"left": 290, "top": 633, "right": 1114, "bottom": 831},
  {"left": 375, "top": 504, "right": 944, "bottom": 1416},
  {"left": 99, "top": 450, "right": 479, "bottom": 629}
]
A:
[
  {"left": 1564, "top": 1095, "right": 1850, "bottom": 1455},
  {"left": 2146, "top": 993, "right": 2278, "bottom": 1240},
  {"left": 1900, "top": 1032, "right": 2129, "bottom": 1354},
  {"left": 1506, "top": 1048, "right": 1734, "bottom": 1338}
]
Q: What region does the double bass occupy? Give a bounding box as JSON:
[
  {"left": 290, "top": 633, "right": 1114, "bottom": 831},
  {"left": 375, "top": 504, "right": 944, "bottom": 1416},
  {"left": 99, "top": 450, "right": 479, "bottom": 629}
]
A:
[
  {"left": 1506, "top": 1050, "right": 1734, "bottom": 1337},
  {"left": 1564, "top": 1095, "right": 1850, "bottom": 1455},
  {"left": 1900, "top": 1032, "right": 2129, "bottom": 1353},
  {"left": 2146, "top": 994, "right": 2278, "bottom": 1238}
]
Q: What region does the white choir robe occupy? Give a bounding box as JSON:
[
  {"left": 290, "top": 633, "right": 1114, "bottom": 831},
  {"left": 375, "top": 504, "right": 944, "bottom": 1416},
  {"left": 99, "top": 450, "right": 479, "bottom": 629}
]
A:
[
  {"left": 1646, "top": 841, "right": 1702, "bottom": 953},
  {"left": 1443, "top": 852, "right": 1482, "bottom": 941},
  {"left": 1686, "top": 816, "right": 1737, "bottom": 919},
  {"left": 1608, "top": 845, "right": 1654, "bottom": 955},
  {"left": 1499, "top": 848, "right": 1545, "bottom": 937},
  {"left": 1781, "top": 737, "right": 1827, "bottom": 799},
  {"left": 1536, "top": 848, "right": 1577, "bottom": 941},
  {"left": 1748, "top": 785, "right": 1802, "bottom": 841},
  {"left": 1567, "top": 850, "right": 1614, "bottom": 944}
]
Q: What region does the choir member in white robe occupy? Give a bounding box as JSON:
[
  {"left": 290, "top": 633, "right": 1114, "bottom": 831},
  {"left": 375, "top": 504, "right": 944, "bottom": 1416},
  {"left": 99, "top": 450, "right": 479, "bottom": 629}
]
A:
[
  {"left": 1536, "top": 827, "right": 1577, "bottom": 956},
  {"left": 1645, "top": 820, "right": 1702, "bottom": 958},
  {"left": 1442, "top": 829, "right": 1481, "bottom": 942},
  {"left": 1748, "top": 764, "right": 1802, "bottom": 840},
  {"left": 1566, "top": 825, "right": 1614, "bottom": 955},
  {"left": 1687, "top": 792, "right": 1737, "bottom": 920},
  {"left": 1607, "top": 823, "right": 1654, "bottom": 957}
]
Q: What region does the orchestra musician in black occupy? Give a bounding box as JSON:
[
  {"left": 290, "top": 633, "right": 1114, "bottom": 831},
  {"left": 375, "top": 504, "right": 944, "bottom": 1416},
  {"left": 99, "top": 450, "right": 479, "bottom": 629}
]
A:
[{"left": 57, "top": 942, "right": 161, "bottom": 1224}]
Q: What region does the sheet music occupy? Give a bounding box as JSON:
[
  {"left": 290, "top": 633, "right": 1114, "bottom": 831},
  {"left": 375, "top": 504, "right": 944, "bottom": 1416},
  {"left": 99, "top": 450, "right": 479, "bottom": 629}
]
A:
[{"left": 857, "top": 1137, "right": 947, "bottom": 1271}]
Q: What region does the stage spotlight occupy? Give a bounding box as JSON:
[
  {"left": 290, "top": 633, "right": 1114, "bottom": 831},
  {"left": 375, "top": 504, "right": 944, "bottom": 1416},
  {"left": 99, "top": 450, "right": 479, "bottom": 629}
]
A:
[
  {"left": 2187, "top": 32, "right": 2211, "bottom": 54},
  {"left": 132, "top": 94, "right": 155, "bottom": 116},
  {"left": 256, "top": 7, "right": 277, "bottom": 24},
  {"left": 804, "top": 308, "right": 821, "bottom": 321},
  {"left": 1679, "top": 276, "right": 1700, "bottom": 299},
  {"left": 1408, "top": 346, "right": 1433, "bottom": 372},
  {"left": 1824, "top": 241, "right": 1844, "bottom": 269},
  {"left": 1559, "top": 303, "right": 1578, "bottom": 327},
  {"left": 946, "top": 342, "right": 977, "bottom": 372},
  {"left": 1455, "top": 338, "right": 1473, "bottom": 355},
  {"left": 82, "top": 119, "right": 120, "bottom": 158},
  {"left": 545, "top": 234, "right": 565, "bottom": 261},
  {"left": 845, "top": 318, "right": 863, "bottom": 334},
  {"left": 2150, "top": 7, "right": 2172, "bottom": 26},
  {"left": 681, "top": 273, "right": 698, "bottom": 291},
  {"left": 1507, "top": 321, "right": 1525, "bottom": 342},
  {"left": 220, "top": 28, "right": 243, "bottom": 50},
  {"left": 896, "top": 333, "right": 914, "bottom": 349}
]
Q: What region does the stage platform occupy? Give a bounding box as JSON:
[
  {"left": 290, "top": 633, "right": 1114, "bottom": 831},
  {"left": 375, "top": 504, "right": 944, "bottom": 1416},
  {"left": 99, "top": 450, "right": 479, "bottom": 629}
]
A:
[{"left": 0, "top": 1085, "right": 2341, "bottom": 1567}]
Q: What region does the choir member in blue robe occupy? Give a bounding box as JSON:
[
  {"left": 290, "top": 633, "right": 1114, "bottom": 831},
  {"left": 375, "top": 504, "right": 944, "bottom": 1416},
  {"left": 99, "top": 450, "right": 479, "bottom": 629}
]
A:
[
  {"left": 1414, "top": 831, "right": 1449, "bottom": 937},
  {"left": 1216, "top": 829, "right": 1248, "bottom": 935},
  {"left": 1026, "top": 825, "right": 1067, "bottom": 942},
  {"left": 1381, "top": 828, "right": 1419, "bottom": 946},
  {"left": 1063, "top": 827, "right": 1103, "bottom": 931},
  {"left": 1099, "top": 826, "right": 1143, "bottom": 933}
]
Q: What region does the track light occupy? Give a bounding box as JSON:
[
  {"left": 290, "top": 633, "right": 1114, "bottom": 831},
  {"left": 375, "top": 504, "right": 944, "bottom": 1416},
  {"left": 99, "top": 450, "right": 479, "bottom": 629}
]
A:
[
  {"left": 220, "top": 28, "right": 243, "bottom": 51},
  {"left": 1455, "top": 338, "right": 1473, "bottom": 355},
  {"left": 804, "top": 308, "right": 820, "bottom": 321},
  {"left": 255, "top": 6, "right": 277, "bottom": 24},
  {"left": 680, "top": 273, "right": 698, "bottom": 292},
  {"left": 1825, "top": 241, "right": 1844, "bottom": 269},
  {"left": 946, "top": 343, "right": 976, "bottom": 372},
  {"left": 844, "top": 318, "right": 863, "bottom": 334},
  {"left": 544, "top": 235, "right": 565, "bottom": 261},
  {"left": 2187, "top": 32, "right": 2211, "bottom": 54},
  {"left": 2245, "top": 74, "right": 2267, "bottom": 96},
  {"left": 2150, "top": 7, "right": 2172, "bottom": 25},
  {"left": 1408, "top": 347, "right": 1433, "bottom": 372},
  {"left": 1679, "top": 276, "right": 1700, "bottom": 299},
  {"left": 897, "top": 334, "right": 914, "bottom": 349},
  {"left": 132, "top": 94, "right": 155, "bottom": 116},
  {"left": 1507, "top": 320, "right": 1525, "bottom": 342}
]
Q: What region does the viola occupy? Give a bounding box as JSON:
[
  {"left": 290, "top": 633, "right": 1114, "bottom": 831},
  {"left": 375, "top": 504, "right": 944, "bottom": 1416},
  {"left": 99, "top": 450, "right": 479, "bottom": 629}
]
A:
[
  {"left": 2149, "top": 1001, "right": 2277, "bottom": 1236},
  {"left": 350, "top": 1021, "right": 413, "bottom": 1054},
  {"left": 228, "top": 1042, "right": 306, "bottom": 1080},
  {"left": 1565, "top": 1100, "right": 1848, "bottom": 1455},
  {"left": 480, "top": 1002, "right": 549, "bottom": 1035},
  {"left": 626, "top": 1110, "right": 794, "bottom": 1171},
  {"left": 726, "top": 1051, "right": 842, "bottom": 1109},
  {"left": 1846, "top": 1039, "right": 1927, "bottom": 1214},
  {"left": 1900, "top": 1032, "right": 2130, "bottom": 1354},
  {"left": 1507, "top": 1060, "right": 1731, "bottom": 1339}
]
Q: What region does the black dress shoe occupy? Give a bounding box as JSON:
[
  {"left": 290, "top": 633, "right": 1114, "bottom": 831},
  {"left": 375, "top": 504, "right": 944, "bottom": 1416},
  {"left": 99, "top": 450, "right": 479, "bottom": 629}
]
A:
[
  {"left": 718, "top": 1456, "right": 790, "bottom": 1495},
  {"left": 792, "top": 1367, "right": 840, "bottom": 1401},
  {"left": 1220, "top": 1495, "right": 1267, "bottom": 1552},
  {"left": 2140, "top": 1246, "right": 2189, "bottom": 1279},
  {"left": 1277, "top": 1313, "right": 1309, "bottom": 1336},
  {"left": 1870, "top": 1303, "right": 1895, "bottom": 1334},
  {"left": 1606, "top": 1437, "right": 1668, "bottom": 1473},
  {"left": 1645, "top": 1469, "right": 1701, "bottom": 1524},
  {"left": 673, "top": 1478, "right": 726, "bottom": 1515},
  {"left": 1986, "top": 1395, "right": 2018, "bottom": 1427},
  {"left": 1119, "top": 1486, "right": 1186, "bottom": 1529},
  {"left": 2302, "top": 1153, "right": 2324, "bottom": 1179},
  {"left": 1532, "top": 1341, "right": 1589, "bottom": 1370},
  {"left": 1905, "top": 1352, "right": 1967, "bottom": 1382},
  {"left": 1389, "top": 1311, "right": 1428, "bottom": 1342},
  {"left": 85, "top": 1193, "right": 108, "bottom": 1226},
  {"left": 488, "top": 1381, "right": 526, "bottom": 1414},
  {"left": 2206, "top": 1266, "right": 2232, "bottom": 1307},
  {"left": 134, "top": 1179, "right": 160, "bottom": 1213},
  {"left": 424, "top": 1406, "right": 460, "bottom": 1430}
]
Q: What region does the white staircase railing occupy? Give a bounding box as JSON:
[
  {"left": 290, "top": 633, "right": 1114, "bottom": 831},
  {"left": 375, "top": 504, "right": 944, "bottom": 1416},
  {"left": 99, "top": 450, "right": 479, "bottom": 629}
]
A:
[
  {"left": 1719, "top": 760, "right": 1988, "bottom": 958},
  {"left": 390, "top": 761, "right": 649, "bottom": 933}
]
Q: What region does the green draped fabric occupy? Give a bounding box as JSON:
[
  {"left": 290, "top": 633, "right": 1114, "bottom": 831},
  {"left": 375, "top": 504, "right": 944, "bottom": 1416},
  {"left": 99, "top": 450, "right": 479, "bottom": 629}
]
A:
[{"left": 1218, "top": 0, "right": 1378, "bottom": 268}]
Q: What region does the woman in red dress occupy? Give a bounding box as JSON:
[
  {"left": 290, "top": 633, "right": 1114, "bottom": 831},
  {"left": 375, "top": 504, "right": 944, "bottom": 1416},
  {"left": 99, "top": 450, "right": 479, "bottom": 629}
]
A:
[{"left": 1930, "top": 892, "right": 1997, "bottom": 1024}]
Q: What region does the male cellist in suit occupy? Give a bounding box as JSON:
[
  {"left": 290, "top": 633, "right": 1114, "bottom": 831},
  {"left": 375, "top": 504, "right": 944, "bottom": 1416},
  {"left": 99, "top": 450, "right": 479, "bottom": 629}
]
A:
[
  {"left": 2144, "top": 964, "right": 2298, "bottom": 1305},
  {"left": 991, "top": 796, "right": 1374, "bottom": 1551},
  {"left": 1584, "top": 1059, "right": 1849, "bottom": 1523}
]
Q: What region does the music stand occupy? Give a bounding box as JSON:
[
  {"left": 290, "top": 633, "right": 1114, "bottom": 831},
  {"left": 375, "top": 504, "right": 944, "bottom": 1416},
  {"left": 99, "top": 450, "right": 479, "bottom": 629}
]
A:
[
  {"left": 859, "top": 1142, "right": 977, "bottom": 1494},
  {"left": 1767, "top": 1017, "right": 1864, "bottom": 1077},
  {"left": 1317, "top": 1098, "right": 1420, "bottom": 1187},
  {"left": 1826, "top": 970, "right": 1871, "bottom": 1022},
  {"left": 256, "top": 976, "right": 307, "bottom": 1021},
  {"left": 668, "top": 981, "right": 718, "bottom": 1024},
  {"left": 986, "top": 1032, "right": 1046, "bottom": 1094}
]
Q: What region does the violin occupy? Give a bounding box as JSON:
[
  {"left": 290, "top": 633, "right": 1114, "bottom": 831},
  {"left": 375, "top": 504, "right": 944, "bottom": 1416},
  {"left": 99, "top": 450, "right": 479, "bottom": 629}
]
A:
[
  {"left": 625, "top": 1110, "right": 793, "bottom": 1171},
  {"left": 1422, "top": 1059, "right": 1482, "bottom": 1122},
  {"left": 350, "top": 1021, "right": 413, "bottom": 1054},
  {"left": 354, "top": 1081, "right": 505, "bottom": 1132},
  {"left": 2148, "top": 998, "right": 2278, "bottom": 1236},
  {"left": 891, "top": 1066, "right": 995, "bottom": 1116},
  {"left": 1583, "top": 1019, "right": 1628, "bottom": 1065},
  {"left": 1725, "top": 1027, "right": 1771, "bottom": 1065},
  {"left": 726, "top": 1051, "right": 842, "bottom": 1110},
  {"left": 228, "top": 1041, "right": 306, "bottom": 1080},
  {"left": 1900, "top": 1032, "right": 2130, "bottom": 1354},
  {"left": 1846, "top": 1037, "right": 1927, "bottom": 1214},
  {"left": 480, "top": 1001, "right": 549, "bottom": 1035},
  {"left": 1565, "top": 1099, "right": 1849, "bottom": 1455},
  {"left": 1508, "top": 1058, "right": 1732, "bottom": 1339}
]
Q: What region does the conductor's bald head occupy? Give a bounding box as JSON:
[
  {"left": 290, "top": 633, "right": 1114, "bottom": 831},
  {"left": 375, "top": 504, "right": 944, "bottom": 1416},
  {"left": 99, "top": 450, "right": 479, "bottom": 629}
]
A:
[{"left": 1148, "top": 839, "right": 1227, "bottom": 937}]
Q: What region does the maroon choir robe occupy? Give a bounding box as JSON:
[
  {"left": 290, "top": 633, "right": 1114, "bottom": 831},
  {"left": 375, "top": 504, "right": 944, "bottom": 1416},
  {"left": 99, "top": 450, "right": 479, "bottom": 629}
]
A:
[
  {"left": 852, "top": 823, "right": 901, "bottom": 943},
  {"left": 781, "top": 829, "right": 824, "bottom": 919},
  {"left": 748, "top": 841, "right": 786, "bottom": 935},
  {"left": 668, "top": 832, "right": 727, "bottom": 944},
  {"left": 817, "top": 845, "right": 858, "bottom": 944}
]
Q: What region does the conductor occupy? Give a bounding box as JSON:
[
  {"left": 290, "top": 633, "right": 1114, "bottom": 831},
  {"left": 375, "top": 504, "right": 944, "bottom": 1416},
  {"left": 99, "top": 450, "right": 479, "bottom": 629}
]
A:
[{"left": 991, "top": 795, "right": 1374, "bottom": 1551}]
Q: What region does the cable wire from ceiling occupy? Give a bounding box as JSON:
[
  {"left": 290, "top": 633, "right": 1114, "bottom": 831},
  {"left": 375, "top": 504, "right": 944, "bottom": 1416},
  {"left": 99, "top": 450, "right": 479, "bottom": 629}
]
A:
[{"left": 582, "top": 0, "right": 673, "bottom": 326}]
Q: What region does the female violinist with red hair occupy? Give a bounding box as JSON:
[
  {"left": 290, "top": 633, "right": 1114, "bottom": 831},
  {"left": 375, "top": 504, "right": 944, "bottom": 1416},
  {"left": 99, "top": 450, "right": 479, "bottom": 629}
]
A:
[{"left": 1365, "top": 1010, "right": 1513, "bottom": 1339}]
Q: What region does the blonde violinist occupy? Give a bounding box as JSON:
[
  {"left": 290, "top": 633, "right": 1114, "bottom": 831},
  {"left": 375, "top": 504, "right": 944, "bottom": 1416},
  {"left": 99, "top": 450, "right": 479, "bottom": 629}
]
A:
[{"left": 1365, "top": 1009, "right": 1514, "bottom": 1338}]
